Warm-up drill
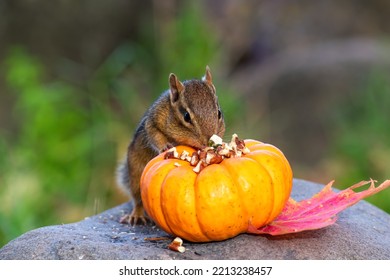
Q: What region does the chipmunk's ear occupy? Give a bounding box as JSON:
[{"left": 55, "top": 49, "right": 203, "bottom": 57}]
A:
[
  {"left": 202, "top": 66, "right": 215, "bottom": 92},
  {"left": 169, "top": 73, "right": 185, "bottom": 103}
]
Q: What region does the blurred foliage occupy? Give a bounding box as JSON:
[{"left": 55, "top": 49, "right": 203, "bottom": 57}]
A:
[
  {"left": 0, "top": 1, "right": 243, "bottom": 246},
  {"left": 328, "top": 69, "right": 390, "bottom": 212},
  {"left": 1, "top": 46, "right": 117, "bottom": 244}
]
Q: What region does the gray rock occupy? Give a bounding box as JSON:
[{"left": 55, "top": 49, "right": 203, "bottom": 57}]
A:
[{"left": 1, "top": 179, "right": 389, "bottom": 259}]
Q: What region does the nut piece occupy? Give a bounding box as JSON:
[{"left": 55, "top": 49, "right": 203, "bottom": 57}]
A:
[
  {"left": 216, "top": 144, "right": 231, "bottom": 157},
  {"left": 168, "top": 237, "right": 186, "bottom": 253},
  {"left": 192, "top": 160, "right": 207, "bottom": 173},
  {"left": 192, "top": 161, "right": 202, "bottom": 173},
  {"left": 204, "top": 150, "right": 223, "bottom": 164},
  {"left": 242, "top": 146, "right": 250, "bottom": 154},
  {"left": 190, "top": 152, "right": 200, "bottom": 166},
  {"left": 164, "top": 147, "right": 179, "bottom": 159},
  {"left": 208, "top": 153, "right": 224, "bottom": 164},
  {"left": 235, "top": 135, "right": 246, "bottom": 150},
  {"left": 209, "top": 134, "right": 223, "bottom": 146},
  {"left": 162, "top": 134, "right": 250, "bottom": 174},
  {"left": 180, "top": 150, "right": 190, "bottom": 160}
]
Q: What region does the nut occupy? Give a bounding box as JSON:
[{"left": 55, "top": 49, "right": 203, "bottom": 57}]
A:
[
  {"left": 209, "top": 134, "right": 223, "bottom": 146},
  {"left": 216, "top": 144, "right": 229, "bottom": 156},
  {"left": 192, "top": 161, "right": 208, "bottom": 173},
  {"left": 204, "top": 150, "right": 224, "bottom": 165},
  {"left": 205, "top": 150, "right": 215, "bottom": 164},
  {"left": 164, "top": 147, "right": 179, "bottom": 159},
  {"left": 198, "top": 150, "right": 207, "bottom": 161},
  {"left": 235, "top": 136, "right": 246, "bottom": 150},
  {"left": 229, "top": 134, "right": 238, "bottom": 151},
  {"left": 180, "top": 150, "right": 190, "bottom": 160},
  {"left": 208, "top": 153, "right": 224, "bottom": 164},
  {"left": 162, "top": 134, "right": 249, "bottom": 174},
  {"left": 192, "top": 161, "right": 202, "bottom": 173},
  {"left": 168, "top": 237, "right": 186, "bottom": 253},
  {"left": 190, "top": 152, "right": 199, "bottom": 166}
]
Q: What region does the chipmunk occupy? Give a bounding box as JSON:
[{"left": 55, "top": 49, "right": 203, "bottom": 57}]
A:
[{"left": 117, "top": 66, "right": 226, "bottom": 225}]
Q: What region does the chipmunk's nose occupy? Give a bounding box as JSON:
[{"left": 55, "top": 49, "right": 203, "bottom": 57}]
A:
[{"left": 196, "top": 135, "right": 209, "bottom": 148}]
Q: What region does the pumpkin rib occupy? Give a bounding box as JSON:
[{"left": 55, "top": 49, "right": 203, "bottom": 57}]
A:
[
  {"left": 192, "top": 180, "right": 211, "bottom": 242},
  {"left": 244, "top": 149, "right": 290, "bottom": 224},
  {"left": 142, "top": 160, "right": 180, "bottom": 234},
  {"left": 247, "top": 155, "right": 276, "bottom": 226},
  {"left": 220, "top": 157, "right": 274, "bottom": 228},
  {"left": 160, "top": 165, "right": 209, "bottom": 242},
  {"left": 250, "top": 143, "right": 293, "bottom": 182},
  {"left": 158, "top": 168, "right": 175, "bottom": 236},
  {"left": 266, "top": 155, "right": 290, "bottom": 222},
  {"left": 194, "top": 164, "right": 246, "bottom": 241},
  {"left": 259, "top": 146, "right": 293, "bottom": 207},
  {"left": 192, "top": 165, "right": 218, "bottom": 241},
  {"left": 244, "top": 139, "right": 263, "bottom": 148}
]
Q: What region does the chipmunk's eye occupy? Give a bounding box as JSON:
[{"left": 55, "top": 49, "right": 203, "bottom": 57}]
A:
[
  {"left": 183, "top": 111, "right": 192, "bottom": 123},
  {"left": 218, "top": 109, "right": 222, "bottom": 120}
]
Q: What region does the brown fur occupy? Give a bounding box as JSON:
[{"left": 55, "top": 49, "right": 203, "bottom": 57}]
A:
[{"left": 117, "top": 67, "right": 225, "bottom": 224}]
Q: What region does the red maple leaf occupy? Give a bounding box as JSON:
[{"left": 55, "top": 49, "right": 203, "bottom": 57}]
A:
[{"left": 248, "top": 179, "right": 390, "bottom": 235}]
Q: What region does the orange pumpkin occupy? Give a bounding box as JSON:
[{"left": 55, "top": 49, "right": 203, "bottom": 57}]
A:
[{"left": 140, "top": 139, "right": 293, "bottom": 242}]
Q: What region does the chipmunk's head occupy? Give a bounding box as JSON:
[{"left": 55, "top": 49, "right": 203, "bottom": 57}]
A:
[{"left": 168, "top": 66, "right": 225, "bottom": 148}]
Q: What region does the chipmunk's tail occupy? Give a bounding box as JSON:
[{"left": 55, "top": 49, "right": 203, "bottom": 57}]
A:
[{"left": 115, "top": 157, "right": 131, "bottom": 195}]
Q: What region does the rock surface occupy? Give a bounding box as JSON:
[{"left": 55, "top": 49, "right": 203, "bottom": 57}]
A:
[{"left": 1, "top": 179, "right": 390, "bottom": 260}]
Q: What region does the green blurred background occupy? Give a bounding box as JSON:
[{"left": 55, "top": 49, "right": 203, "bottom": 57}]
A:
[{"left": 1, "top": 0, "right": 390, "bottom": 247}]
